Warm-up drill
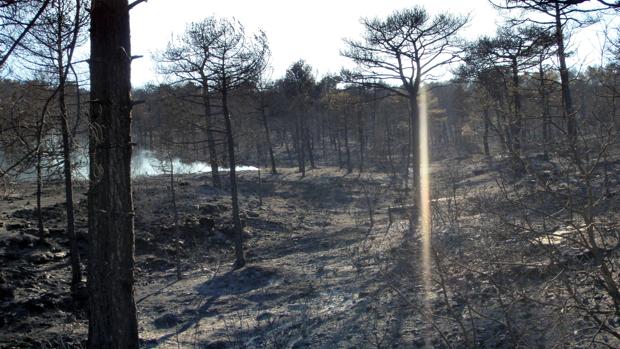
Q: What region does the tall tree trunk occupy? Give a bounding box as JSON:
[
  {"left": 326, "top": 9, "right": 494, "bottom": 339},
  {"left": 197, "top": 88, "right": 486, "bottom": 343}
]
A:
[
  {"left": 336, "top": 129, "right": 343, "bottom": 169},
  {"left": 36, "top": 149, "right": 45, "bottom": 240},
  {"left": 59, "top": 75, "right": 82, "bottom": 289},
  {"left": 511, "top": 60, "right": 522, "bottom": 156},
  {"left": 539, "top": 61, "right": 551, "bottom": 160},
  {"left": 554, "top": 2, "right": 577, "bottom": 143},
  {"left": 343, "top": 114, "right": 352, "bottom": 174},
  {"left": 296, "top": 116, "right": 306, "bottom": 176},
  {"left": 222, "top": 84, "right": 245, "bottom": 269},
  {"left": 385, "top": 113, "right": 396, "bottom": 179},
  {"left": 56, "top": 20, "right": 82, "bottom": 288},
  {"left": 202, "top": 85, "right": 221, "bottom": 188},
  {"left": 357, "top": 107, "right": 364, "bottom": 173},
  {"left": 483, "top": 107, "right": 491, "bottom": 157},
  {"left": 305, "top": 126, "right": 315, "bottom": 169},
  {"left": 87, "top": 0, "right": 139, "bottom": 347},
  {"left": 170, "top": 158, "right": 181, "bottom": 280},
  {"left": 407, "top": 93, "right": 420, "bottom": 193},
  {"left": 260, "top": 104, "right": 277, "bottom": 174}
]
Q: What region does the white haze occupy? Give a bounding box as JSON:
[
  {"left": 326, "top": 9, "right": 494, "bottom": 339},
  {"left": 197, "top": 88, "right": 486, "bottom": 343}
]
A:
[
  {"left": 130, "top": 149, "right": 258, "bottom": 177},
  {"left": 68, "top": 149, "right": 257, "bottom": 180}
]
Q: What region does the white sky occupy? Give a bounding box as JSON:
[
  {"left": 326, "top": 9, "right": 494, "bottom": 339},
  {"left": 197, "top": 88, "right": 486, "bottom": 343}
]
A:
[{"left": 129, "top": 0, "right": 615, "bottom": 87}]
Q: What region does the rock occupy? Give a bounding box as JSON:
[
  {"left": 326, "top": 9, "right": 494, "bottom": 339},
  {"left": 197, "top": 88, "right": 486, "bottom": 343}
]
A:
[
  {"left": 48, "top": 228, "right": 65, "bottom": 235},
  {"left": 6, "top": 222, "right": 29, "bottom": 231},
  {"left": 199, "top": 217, "right": 215, "bottom": 232},
  {"left": 0, "top": 285, "right": 14, "bottom": 300},
  {"left": 256, "top": 311, "right": 274, "bottom": 321},
  {"left": 199, "top": 204, "right": 221, "bottom": 215},
  {"left": 7, "top": 234, "right": 37, "bottom": 249},
  {"left": 246, "top": 211, "right": 259, "bottom": 218},
  {"left": 29, "top": 252, "right": 54, "bottom": 264},
  {"left": 203, "top": 341, "right": 228, "bottom": 349},
  {"left": 153, "top": 313, "right": 181, "bottom": 329}
]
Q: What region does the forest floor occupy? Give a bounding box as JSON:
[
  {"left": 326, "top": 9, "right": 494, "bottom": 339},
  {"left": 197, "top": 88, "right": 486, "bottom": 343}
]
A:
[{"left": 1, "top": 154, "right": 620, "bottom": 348}]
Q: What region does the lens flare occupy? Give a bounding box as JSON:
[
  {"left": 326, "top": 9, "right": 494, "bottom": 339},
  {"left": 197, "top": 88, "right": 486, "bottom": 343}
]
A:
[{"left": 418, "top": 86, "right": 432, "bottom": 346}]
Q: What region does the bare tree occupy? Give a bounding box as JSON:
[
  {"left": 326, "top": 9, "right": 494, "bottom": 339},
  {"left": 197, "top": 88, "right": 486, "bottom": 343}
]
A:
[
  {"left": 197, "top": 17, "right": 269, "bottom": 269},
  {"left": 283, "top": 60, "right": 316, "bottom": 176},
  {"left": 490, "top": 0, "right": 618, "bottom": 145},
  {"left": 0, "top": 0, "right": 51, "bottom": 68},
  {"left": 342, "top": 6, "right": 468, "bottom": 196},
  {"left": 462, "top": 25, "right": 554, "bottom": 167},
  {"left": 156, "top": 19, "right": 225, "bottom": 188},
  {"left": 21, "top": 0, "right": 88, "bottom": 290}
]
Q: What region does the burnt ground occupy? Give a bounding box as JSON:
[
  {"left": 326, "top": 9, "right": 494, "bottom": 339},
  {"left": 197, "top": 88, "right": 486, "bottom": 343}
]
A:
[{"left": 1, "top": 155, "right": 620, "bottom": 348}]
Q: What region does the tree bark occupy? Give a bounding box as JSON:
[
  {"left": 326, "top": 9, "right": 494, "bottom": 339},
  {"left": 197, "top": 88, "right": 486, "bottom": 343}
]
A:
[
  {"left": 343, "top": 113, "right": 352, "bottom": 174},
  {"left": 58, "top": 69, "right": 82, "bottom": 289},
  {"left": 483, "top": 107, "right": 491, "bottom": 157},
  {"left": 202, "top": 84, "right": 221, "bottom": 188},
  {"left": 260, "top": 102, "right": 277, "bottom": 174},
  {"left": 87, "top": 0, "right": 139, "bottom": 347},
  {"left": 222, "top": 84, "right": 246, "bottom": 269},
  {"left": 554, "top": 2, "right": 577, "bottom": 143},
  {"left": 36, "top": 150, "right": 45, "bottom": 240}
]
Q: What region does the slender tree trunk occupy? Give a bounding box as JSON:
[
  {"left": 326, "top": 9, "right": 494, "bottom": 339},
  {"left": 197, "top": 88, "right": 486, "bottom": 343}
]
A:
[
  {"left": 222, "top": 84, "right": 245, "bottom": 269},
  {"left": 407, "top": 93, "right": 420, "bottom": 193},
  {"left": 87, "top": 0, "right": 139, "bottom": 347},
  {"left": 297, "top": 116, "right": 306, "bottom": 176},
  {"left": 483, "top": 107, "right": 491, "bottom": 157},
  {"left": 55, "top": 19, "right": 82, "bottom": 287},
  {"left": 305, "top": 126, "right": 315, "bottom": 169},
  {"left": 336, "top": 129, "right": 343, "bottom": 169},
  {"left": 343, "top": 114, "right": 352, "bottom": 174},
  {"left": 202, "top": 85, "right": 221, "bottom": 188},
  {"left": 170, "top": 159, "right": 181, "bottom": 280},
  {"left": 511, "top": 60, "right": 522, "bottom": 156},
  {"left": 59, "top": 76, "right": 82, "bottom": 289},
  {"left": 36, "top": 150, "right": 45, "bottom": 240},
  {"left": 357, "top": 107, "right": 364, "bottom": 173},
  {"left": 260, "top": 104, "right": 277, "bottom": 174},
  {"left": 554, "top": 2, "right": 577, "bottom": 143},
  {"left": 540, "top": 61, "right": 551, "bottom": 160},
  {"left": 385, "top": 114, "right": 396, "bottom": 178}
]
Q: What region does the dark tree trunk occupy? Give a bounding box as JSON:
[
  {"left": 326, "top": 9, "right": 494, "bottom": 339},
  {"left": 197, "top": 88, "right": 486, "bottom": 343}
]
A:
[
  {"left": 554, "top": 2, "right": 576, "bottom": 143},
  {"left": 539, "top": 61, "right": 551, "bottom": 159},
  {"left": 87, "top": 0, "right": 139, "bottom": 347},
  {"left": 336, "top": 129, "right": 343, "bottom": 169},
  {"left": 511, "top": 59, "right": 522, "bottom": 156},
  {"left": 36, "top": 150, "right": 45, "bottom": 240},
  {"left": 385, "top": 113, "right": 396, "bottom": 178},
  {"left": 170, "top": 159, "right": 181, "bottom": 280},
  {"left": 343, "top": 114, "right": 352, "bottom": 174},
  {"left": 202, "top": 85, "right": 221, "bottom": 188},
  {"left": 59, "top": 78, "right": 82, "bottom": 289},
  {"left": 222, "top": 84, "right": 245, "bottom": 269},
  {"left": 305, "top": 126, "right": 315, "bottom": 169},
  {"left": 357, "top": 108, "right": 364, "bottom": 173},
  {"left": 260, "top": 104, "right": 277, "bottom": 174},
  {"left": 296, "top": 116, "right": 306, "bottom": 176},
  {"left": 407, "top": 93, "right": 420, "bottom": 193},
  {"left": 483, "top": 107, "right": 491, "bottom": 157}
]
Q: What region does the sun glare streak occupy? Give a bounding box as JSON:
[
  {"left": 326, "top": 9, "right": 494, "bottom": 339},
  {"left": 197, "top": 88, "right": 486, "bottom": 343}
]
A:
[{"left": 418, "top": 86, "right": 433, "bottom": 346}]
